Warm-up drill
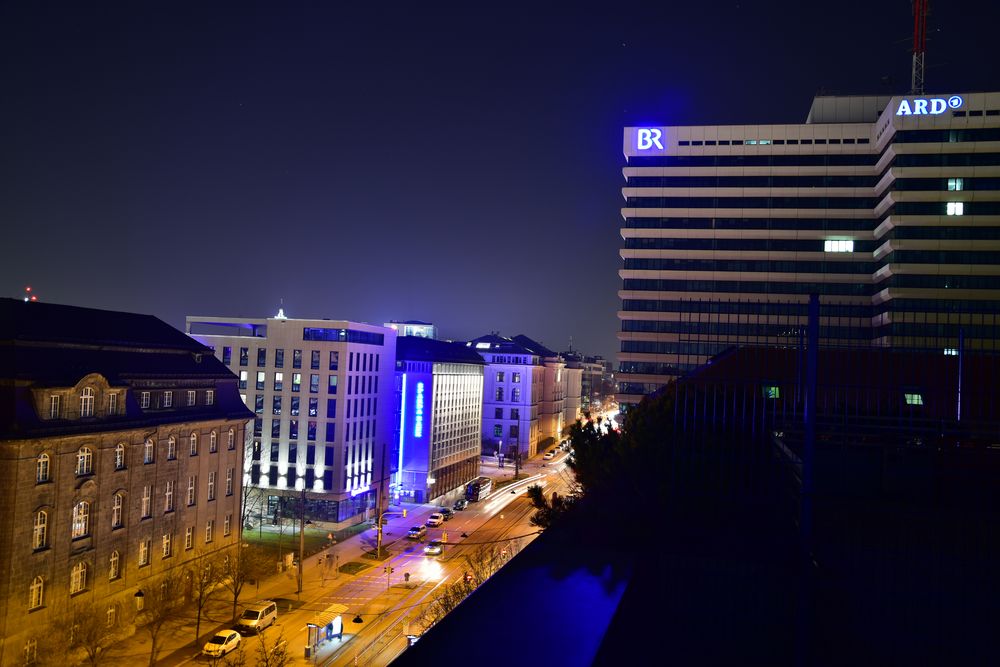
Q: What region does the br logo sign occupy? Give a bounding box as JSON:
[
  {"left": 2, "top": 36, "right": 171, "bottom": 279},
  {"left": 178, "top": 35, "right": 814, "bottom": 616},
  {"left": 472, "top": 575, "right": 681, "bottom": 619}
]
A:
[{"left": 636, "top": 128, "right": 664, "bottom": 150}]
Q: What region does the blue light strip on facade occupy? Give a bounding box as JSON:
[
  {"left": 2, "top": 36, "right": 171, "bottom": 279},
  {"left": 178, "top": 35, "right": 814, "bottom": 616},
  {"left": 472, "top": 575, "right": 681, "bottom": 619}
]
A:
[
  {"left": 399, "top": 373, "right": 407, "bottom": 477},
  {"left": 414, "top": 381, "right": 425, "bottom": 438}
]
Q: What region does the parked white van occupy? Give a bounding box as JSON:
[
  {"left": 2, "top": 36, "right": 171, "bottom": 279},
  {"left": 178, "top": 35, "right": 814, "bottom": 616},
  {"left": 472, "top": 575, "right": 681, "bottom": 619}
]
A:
[{"left": 236, "top": 600, "right": 278, "bottom": 634}]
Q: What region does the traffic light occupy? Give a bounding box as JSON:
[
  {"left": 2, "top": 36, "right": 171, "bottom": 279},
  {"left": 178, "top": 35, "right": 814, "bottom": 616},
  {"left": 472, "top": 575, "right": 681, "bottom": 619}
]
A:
[
  {"left": 402, "top": 509, "right": 407, "bottom": 518},
  {"left": 384, "top": 566, "right": 394, "bottom": 574}
]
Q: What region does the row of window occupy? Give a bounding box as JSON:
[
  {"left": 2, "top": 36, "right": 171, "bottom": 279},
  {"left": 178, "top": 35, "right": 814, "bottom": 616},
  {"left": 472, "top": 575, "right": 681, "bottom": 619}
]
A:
[
  {"left": 626, "top": 196, "right": 877, "bottom": 210},
  {"left": 620, "top": 299, "right": 875, "bottom": 318},
  {"left": 492, "top": 424, "right": 521, "bottom": 438},
  {"left": 493, "top": 407, "right": 521, "bottom": 420},
  {"left": 48, "top": 387, "right": 123, "bottom": 420},
  {"left": 492, "top": 387, "right": 523, "bottom": 402},
  {"left": 626, "top": 175, "right": 878, "bottom": 188},
  {"left": 623, "top": 258, "right": 874, "bottom": 274},
  {"left": 622, "top": 217, "right": 876, "bottom": 231},
  {"left": 628, "top": 153, "right": 878, "bottom": 167},
  {"left": 675, "top": 137, "right": 871, "bottom": 147},
  {"left": 494, "top": 371, "right": 522, "bottom": 383},
  {"left": 34, "top": 473, "right": 235, "bottom": 548},
  {"left": 36, "top": 430, "right": 236, "bottom": 483},
  {"left": 238, "top": 371, "right": 378, "bottom": 395},
  {"left": 137, "top": 388, "right": 212, "bottom": 410},
  {"left": 28, "top": 517, "right": 230, "bottom": 610},
  {"left": 622, "top": 278, "right": 872, "bottom": 296}
]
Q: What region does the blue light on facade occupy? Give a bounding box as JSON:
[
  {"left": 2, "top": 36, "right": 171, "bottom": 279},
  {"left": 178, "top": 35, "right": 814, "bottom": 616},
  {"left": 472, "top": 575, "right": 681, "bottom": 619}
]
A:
[
  {"left": 399, "top": 373, "right": 407, "bottom": 477},
  {"left": 414, "top": 381, "right": 425, "bottom": 438}
]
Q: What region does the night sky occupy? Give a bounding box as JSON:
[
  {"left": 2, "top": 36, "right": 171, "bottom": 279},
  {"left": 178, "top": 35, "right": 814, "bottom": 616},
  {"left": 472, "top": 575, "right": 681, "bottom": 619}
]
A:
[{"left": 3, "top": 1, "right": 998, "bottom": 359}]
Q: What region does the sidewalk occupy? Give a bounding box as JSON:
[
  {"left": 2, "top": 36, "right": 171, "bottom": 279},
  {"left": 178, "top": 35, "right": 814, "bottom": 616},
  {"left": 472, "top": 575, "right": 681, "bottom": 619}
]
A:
[{"left": 104, "top": 501, "right": 442, "bottom": 666}]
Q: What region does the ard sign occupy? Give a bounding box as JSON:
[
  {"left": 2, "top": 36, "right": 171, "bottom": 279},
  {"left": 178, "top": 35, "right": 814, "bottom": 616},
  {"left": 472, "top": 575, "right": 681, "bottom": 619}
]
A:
[{"left": 896, "top": 95, "right": 963, "bottom": 116}]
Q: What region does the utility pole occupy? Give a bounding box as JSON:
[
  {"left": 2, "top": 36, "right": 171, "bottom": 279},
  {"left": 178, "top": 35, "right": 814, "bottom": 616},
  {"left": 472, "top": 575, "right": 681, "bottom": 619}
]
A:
[
  {"left": 375, "top": 442, "right": 387, "bottom": 559},
  {"left": 297, "top": 487, "right": 306, "bottom": 594}
]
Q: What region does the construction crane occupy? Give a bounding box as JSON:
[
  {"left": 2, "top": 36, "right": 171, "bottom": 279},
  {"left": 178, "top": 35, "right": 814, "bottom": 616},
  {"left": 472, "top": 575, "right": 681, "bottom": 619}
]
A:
[{"left": 911, "top": 0, "right": 929, "bottom": 94}]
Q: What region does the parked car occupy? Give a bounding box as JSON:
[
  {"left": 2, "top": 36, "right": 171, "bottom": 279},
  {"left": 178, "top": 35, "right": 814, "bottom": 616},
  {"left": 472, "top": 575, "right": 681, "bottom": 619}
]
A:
[
  {"left": 453, "top": 499, "right": 468, "bottom": 511},
  {"left": 426, "top": 513, "right": 444, "bottom": 527},
  {"left": 235, "top": 600, "right": 278, "bottom": 634},
  {"left": 543, "top": 450, "right": 555, "bottom": 460},
  {"left": 439, "top": 507, "right": 455, "bottom": 520},
  {"left": 423, "top": 539, "right": 443, "bottom": 556},
  {"left": 203, "top": 630, "right": 241, "bottom": 657},
  {"left": 407, "top": 525, "right": 427, "bottom": 540}
]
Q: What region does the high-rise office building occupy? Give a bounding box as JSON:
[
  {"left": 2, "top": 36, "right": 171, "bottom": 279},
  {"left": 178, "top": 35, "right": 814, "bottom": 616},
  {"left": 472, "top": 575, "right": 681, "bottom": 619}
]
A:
[
  {"left": 618, "top": 91, "right": 1000, "bottom": 410},
  {"left": 187, "top": 315, "right": 396, "bottom": 523}
]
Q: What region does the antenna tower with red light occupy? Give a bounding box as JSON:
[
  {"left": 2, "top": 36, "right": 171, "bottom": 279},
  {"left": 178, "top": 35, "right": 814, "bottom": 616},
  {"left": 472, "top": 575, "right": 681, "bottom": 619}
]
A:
[
  {"left": 23, "top": 286, "right": 38, "bottom": 302},
  {"left": 911, "top": 0, "right": 929, "bottom": 94}
]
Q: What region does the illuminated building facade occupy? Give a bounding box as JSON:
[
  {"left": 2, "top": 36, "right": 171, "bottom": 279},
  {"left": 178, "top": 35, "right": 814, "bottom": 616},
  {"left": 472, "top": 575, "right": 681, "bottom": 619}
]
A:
[
  {"left": 0, "top": 299, "right": 250, "bottom": 666},
  {"left": 186, "top": 315, "right": 396, "bottom": 523},
  {"left": 469, "top": 335, "right": 543, "bottom": 459},
  {"left": 392, "top": 337, "right": 483, "bottom": 504},
  {"left": 618, "top": 91, "right": 1000, "bottom": 411}
]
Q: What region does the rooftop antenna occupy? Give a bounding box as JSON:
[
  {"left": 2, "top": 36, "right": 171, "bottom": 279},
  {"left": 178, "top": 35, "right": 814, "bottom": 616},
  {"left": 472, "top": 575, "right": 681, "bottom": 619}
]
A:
[
  {"left": 275, "top": 298, "right": 287, "bottom": 320},
  {"left": 911, "top": 0, "right": 929, "bottom": 94}
]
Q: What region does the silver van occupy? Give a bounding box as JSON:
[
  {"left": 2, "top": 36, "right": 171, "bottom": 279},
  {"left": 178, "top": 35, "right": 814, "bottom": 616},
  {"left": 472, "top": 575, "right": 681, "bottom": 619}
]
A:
[{"left": 236, "top": 600, "right": 277, "bottom": 633}]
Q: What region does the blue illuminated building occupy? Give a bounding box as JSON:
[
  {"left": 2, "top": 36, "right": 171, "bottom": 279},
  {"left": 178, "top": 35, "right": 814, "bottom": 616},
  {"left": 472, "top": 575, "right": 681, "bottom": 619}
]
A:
[{"left": 392, "top": 337, "right": 484, "bottom": 504}]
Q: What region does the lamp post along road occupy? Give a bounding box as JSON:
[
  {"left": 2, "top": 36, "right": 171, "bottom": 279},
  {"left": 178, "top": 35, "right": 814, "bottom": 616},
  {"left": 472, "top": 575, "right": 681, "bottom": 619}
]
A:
[{"left": 297, "top": 487, "right": 306, "bottom": 595}]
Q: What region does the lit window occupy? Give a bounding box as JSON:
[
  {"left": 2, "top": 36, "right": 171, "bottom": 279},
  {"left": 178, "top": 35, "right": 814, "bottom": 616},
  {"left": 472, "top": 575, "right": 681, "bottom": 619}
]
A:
[
  {"left": 210, "top": 431, "right": 218, "bottom": 452},
  {"left": 943, "top": 348, "right": 958, "bottom": 356},
  {"left": 824, "top": 239, "right": 854, "bottom": 253},
  {"left": 115, "top": 443, "right": 126, "bottom": 470},
  {"left": 185, "top": 527, "right": 194, "bottom": 550},
  {"left": 69, "top": 562, "right": 87, "bottom": 594},
  {"left": 36, "top": 454, "right": 50, "bottom": 484},
  {"left": 141, "top": 485, "right": 151, "bottom": 518},
  {"left": 33, "top": 511, "right": 48, "bottom": 550},
  {"left": 111, "top": 493, "right": 124, "bottom": 528},
  {"left": 948, "top": 178, "right": 964, "bottom": 191},
  {"left": 71, "top": 501, "right": 90, "bottom": 539},
  {"left": 108, "top": 551, "right": 120, "bottom": 580},
  {"left": 190, "top": 432, "right": 198, "bottom": 456},
  {"left": 946, "top": 202, "right": 964, "bottom": 216},
  {"left": 162, "top": 533, "right": 172, "bottom": 558},
  {"left": 763, "top": 385, "right": 781, "bottom": 399},
  {"left": 80, "top": 387, "right": 95, "bottom": 417},
  {"left": 49, "top": 395, "right": 60, "bottom": 419},
  {"left": 239, "top": 370, "right": 248, "bottom": 390},
  {"left": 904, "top": 392, "right": 924, "bottom": 405},
  {"left": 163, "top": 391, "right": 173, "bottom": 408},
  {"left": 167, "top": 436, "right": 176, "bottom": 460},
  {"left": 274, "top": 373, "right": 284, "bottom": 391},
  {"left": 138, "top": 539, "right": 150, "bottom": 566},
  {"left": 76, "top": 447, "right": 93, "bottom": 476},
  {"left": 164, "top": 480, "right": 174, "bottom": 512},
  {"left": 144, "top": 438, "right": 155, "bottom": 464},
  {"left": 257, "top": 372, "right": 266, "bottom": 390},
  {"left": 28, "top": 577, "right": 44, "bottom": 610}
]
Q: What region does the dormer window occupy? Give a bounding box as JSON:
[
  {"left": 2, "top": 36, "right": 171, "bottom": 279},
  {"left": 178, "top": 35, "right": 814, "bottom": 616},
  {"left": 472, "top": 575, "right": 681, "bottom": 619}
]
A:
[
  {"left": 140, "top": 392, "right": 150, "bottom": 409},
  {"left": 80, "top": 387, "right": 95, "bottom": 417},
  {"left": 49, "top": 395, "right": 60, "bottom": 419},
  {"left": 163, "top": 391, "right": 173, "bottom": 408}
]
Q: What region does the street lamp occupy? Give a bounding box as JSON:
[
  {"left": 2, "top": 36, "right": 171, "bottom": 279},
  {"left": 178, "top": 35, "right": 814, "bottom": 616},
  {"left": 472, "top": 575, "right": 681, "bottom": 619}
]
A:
[{"left": 133, "top": 589, "right": 144, "bottom": 612}]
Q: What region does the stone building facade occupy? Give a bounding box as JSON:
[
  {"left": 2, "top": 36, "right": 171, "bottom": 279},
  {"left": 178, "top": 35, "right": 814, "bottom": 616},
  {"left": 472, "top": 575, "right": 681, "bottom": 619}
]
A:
[{"left": 0, "top": 298, "right": 251, "bottom": 666}]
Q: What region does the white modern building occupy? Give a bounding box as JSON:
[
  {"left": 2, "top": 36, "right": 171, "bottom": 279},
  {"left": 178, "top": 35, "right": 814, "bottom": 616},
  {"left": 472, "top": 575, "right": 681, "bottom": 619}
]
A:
[
  {"left": 393, "top": 337, "right": 484, "bottom": 504},
  {"left": 618, "top": 91, "right": 1000, "bottom": 411},
  {"left": 186, "top": 314, "right": 397, "bottom": 524}
]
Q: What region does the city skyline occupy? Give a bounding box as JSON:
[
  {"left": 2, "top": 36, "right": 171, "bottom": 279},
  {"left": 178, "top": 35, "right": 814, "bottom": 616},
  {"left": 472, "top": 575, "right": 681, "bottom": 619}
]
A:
[{"left": 3, "top": 1, "right": 1000, "bottom": 359}]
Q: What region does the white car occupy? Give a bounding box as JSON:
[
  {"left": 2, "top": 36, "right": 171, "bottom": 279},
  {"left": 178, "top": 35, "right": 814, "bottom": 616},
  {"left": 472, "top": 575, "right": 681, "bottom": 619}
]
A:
[
  {"left": 543, "top": 451, "right": 555, "bottom": 460},
  {"left": 203, "top": 629, "right": 241, "bottom": 657},
  {"left": 423, "top": 539, "right": 443, "bottom": 556},
  {"left": 426, "top": 513, "right": 444, "bottom": 527}
]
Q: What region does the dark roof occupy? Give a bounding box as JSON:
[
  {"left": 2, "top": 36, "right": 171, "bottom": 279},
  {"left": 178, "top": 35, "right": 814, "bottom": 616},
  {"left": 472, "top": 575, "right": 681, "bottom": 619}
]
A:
[
  {"left": 389, "top": 320, "right": 433, "bottom": 326},
  {"left": 396, "top": 336, "right": 484, "bottom": 365},
  {"left": 512, "top": 334, "right": 558, "bottom": 358},
  {"left": 466, "top": 334, "right": 536, "bottom": 356},
  {"left": 0, "top": 298, "right": 208, "bottom": 352}
]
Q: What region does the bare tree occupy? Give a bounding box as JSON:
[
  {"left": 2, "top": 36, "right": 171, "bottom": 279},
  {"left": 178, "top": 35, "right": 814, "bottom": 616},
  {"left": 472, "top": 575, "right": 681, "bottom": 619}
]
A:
[
  {"left": 66, "top": 601, "right": 120, "bottom": 666},
  {"left": 137, "top": 569, "right": 186, "bottom": 667},
  {"left": 190, "top": 553, "right": 225, "bottom": 643},
  {"left": 254, "top": 630, "right": 290, "bottom": 667},
  {"left": 418, "top": 539, "right": 522, "bottom": 629},
  {"left": 218, "top": 543, "right": 273, "bottom": 621}
]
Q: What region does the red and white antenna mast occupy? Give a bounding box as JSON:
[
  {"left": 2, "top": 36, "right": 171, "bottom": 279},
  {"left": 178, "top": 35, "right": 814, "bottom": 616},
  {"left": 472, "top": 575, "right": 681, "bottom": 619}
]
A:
[{"left": 911, "top": 0, "right": 929, "bottom": 94}]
